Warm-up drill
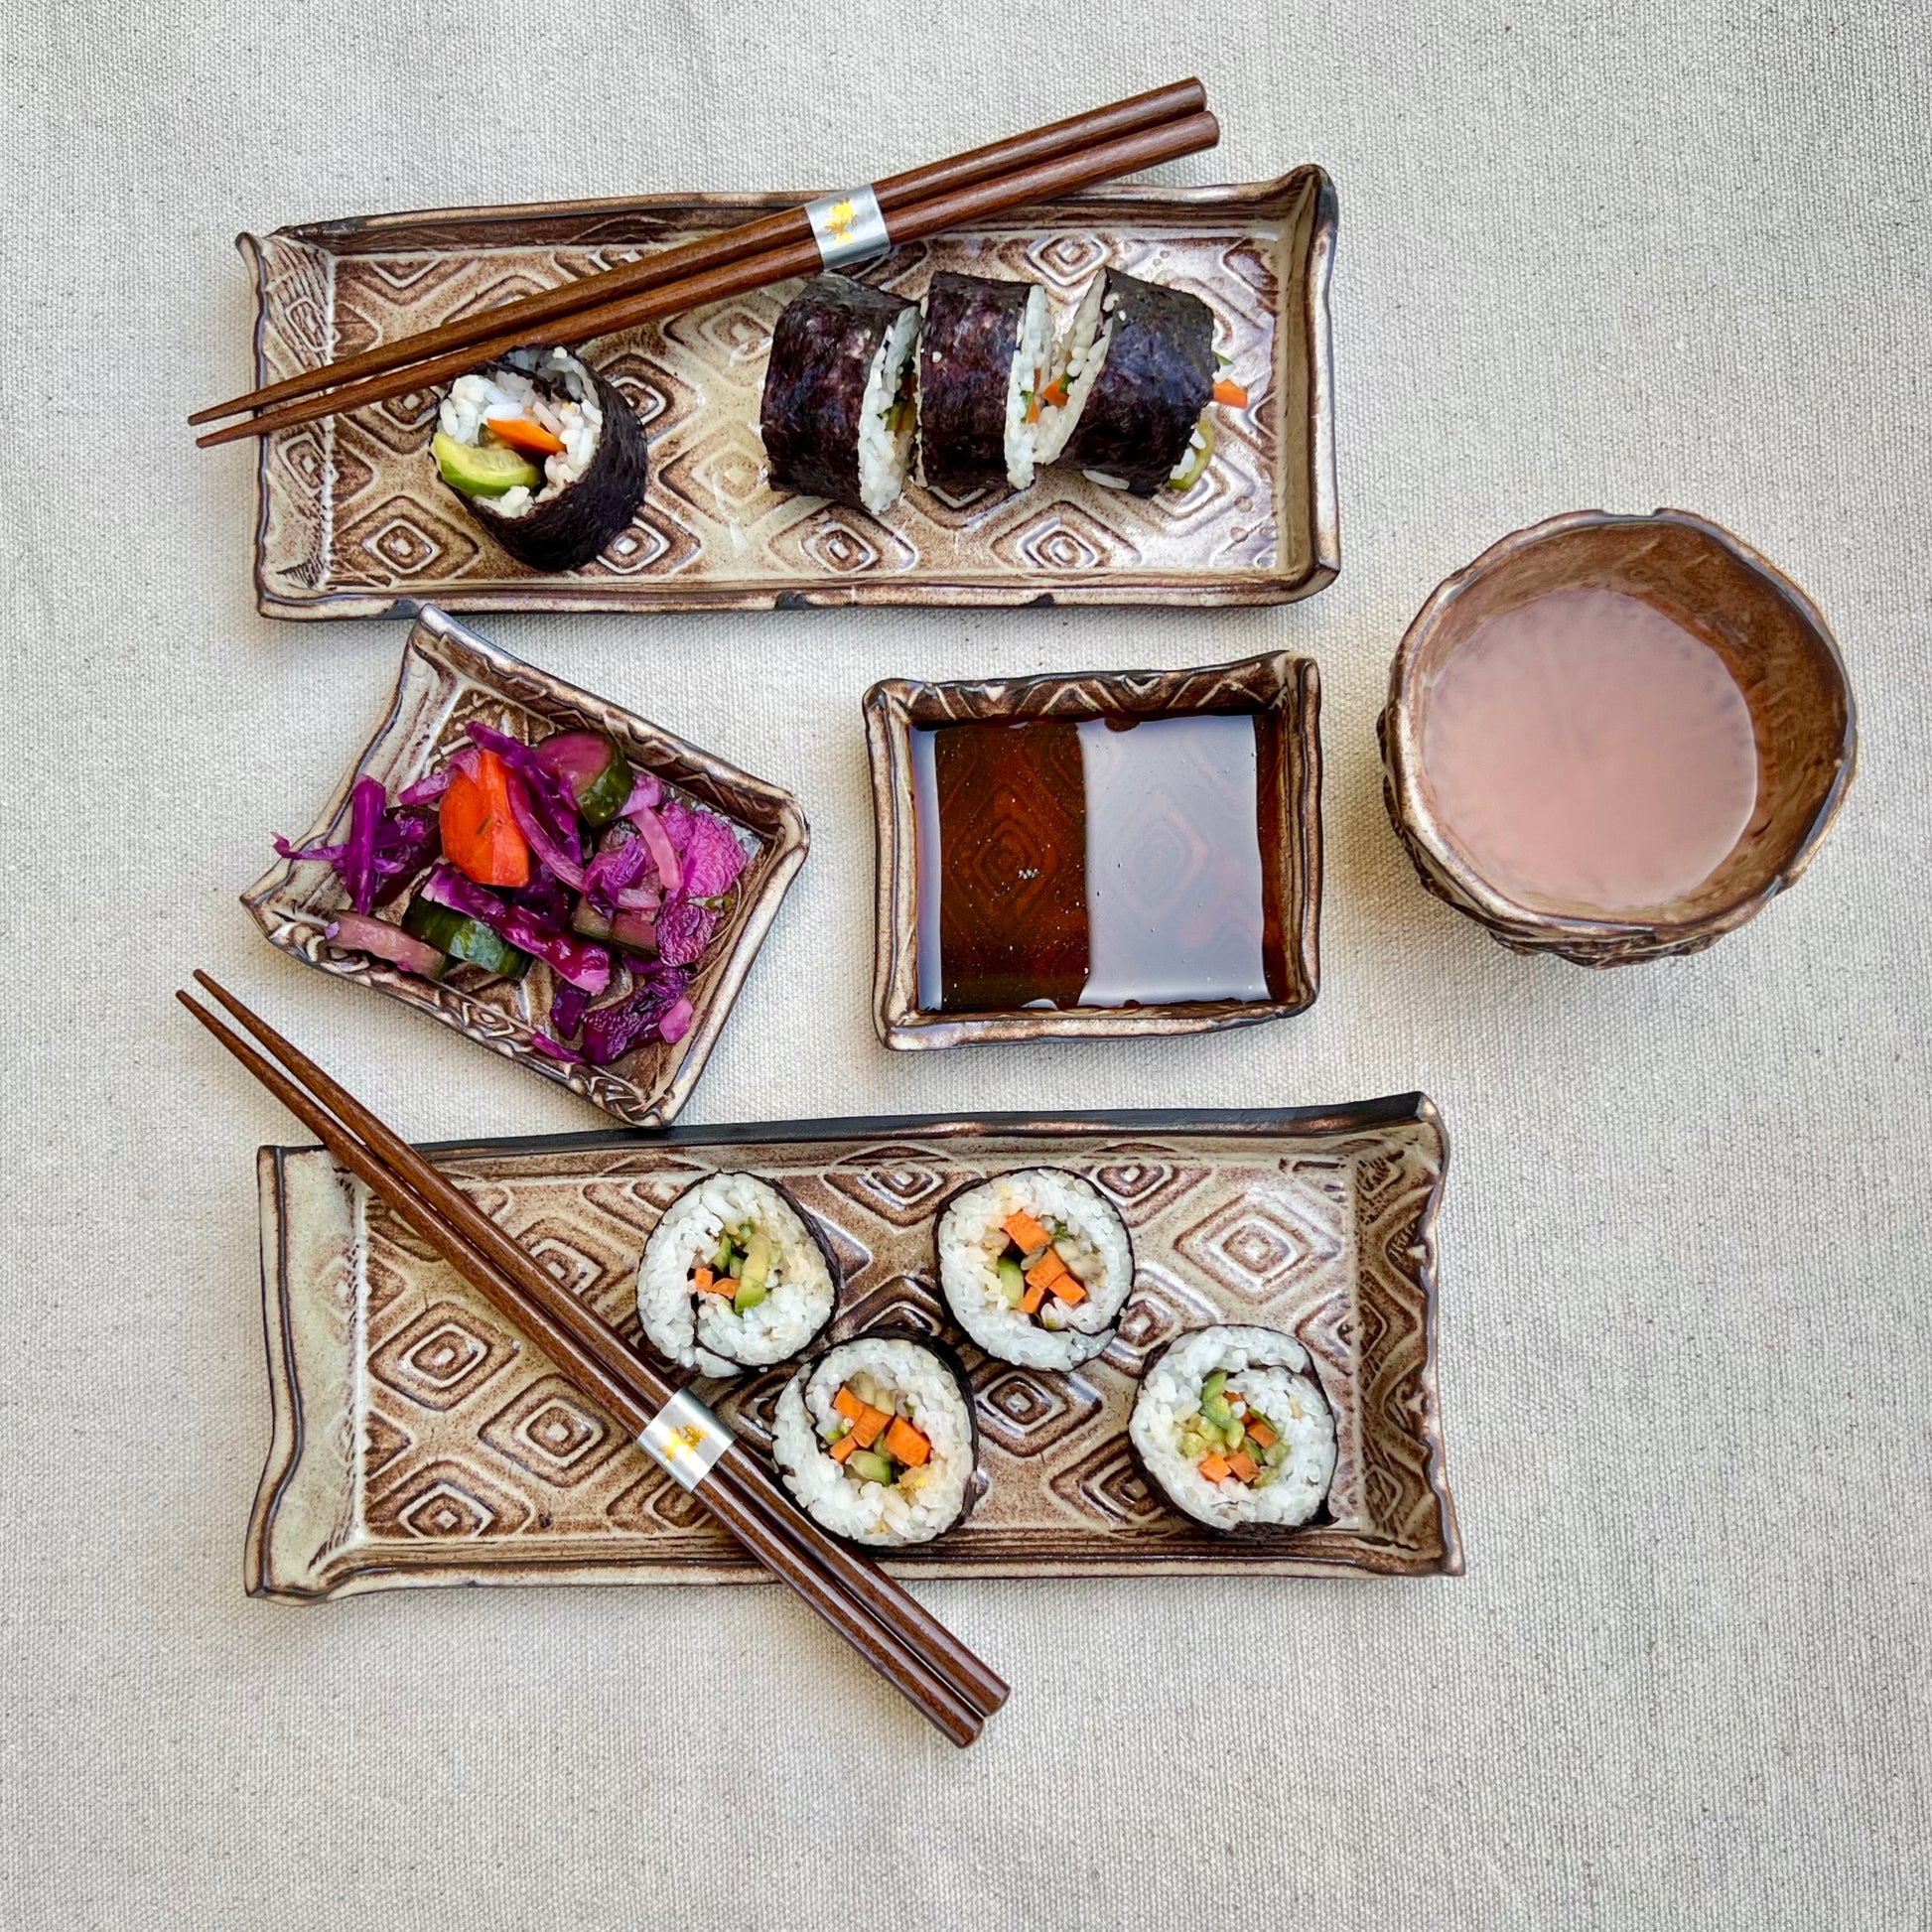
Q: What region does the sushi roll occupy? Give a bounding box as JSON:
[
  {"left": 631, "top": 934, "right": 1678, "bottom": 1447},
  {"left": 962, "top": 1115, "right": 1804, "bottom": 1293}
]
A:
[
  {"left": 759, "top": 273, "right": 919, "bottom": 517},
  {"left": 637, "top": 1173, "right": 837, "bottom": 1378},
  {"left": 770, "top": 1335, "right": 979, "bottom": 1548},
  {"left": 430, "top": 346, "right": 649, "bottom": 571},
  {"left": 1032, "top": 267, "right": 1217, "bottom": 495},
  {"left": 1130, "top": 1324, "right": 1336, "bottom": 1533},
  {"left": 935, "top": 1169, "right": 1133, "bottom": 1371},
  {"left": 914, "top": 271, "right": 1052, "bottom": 493}
]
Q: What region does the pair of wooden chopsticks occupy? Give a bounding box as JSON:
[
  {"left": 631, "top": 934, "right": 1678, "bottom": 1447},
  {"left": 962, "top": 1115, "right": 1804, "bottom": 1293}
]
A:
[
  {"left": 191, "top": 80, "right": 1217, "bottom": 447},
  {"left": 181, "top": 972, "right": 1008, "bottom": 1746}
]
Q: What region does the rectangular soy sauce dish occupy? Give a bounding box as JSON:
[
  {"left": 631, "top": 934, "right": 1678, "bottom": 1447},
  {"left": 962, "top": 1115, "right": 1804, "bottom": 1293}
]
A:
[
  {"left": 241, "top": 168, "right": 1339, "bottom": 618},
  {"left": 248, "top": 1099, "right": 1459, "bottom": 1597},
  {"left": 864, "top": 649, "right": 1321, "bottom": 1048},
  {"left": 241, "top": 606, "right": 808, "bottom": 1127}
]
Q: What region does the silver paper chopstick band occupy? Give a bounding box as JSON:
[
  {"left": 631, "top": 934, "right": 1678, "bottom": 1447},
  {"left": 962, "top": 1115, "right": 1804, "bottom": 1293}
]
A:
[
  {"left": 639, "top": 1387, "right": 733, "bottom": 1491},
  {"left": 805, "top": 187, "right": 892, "bottom": 269}
]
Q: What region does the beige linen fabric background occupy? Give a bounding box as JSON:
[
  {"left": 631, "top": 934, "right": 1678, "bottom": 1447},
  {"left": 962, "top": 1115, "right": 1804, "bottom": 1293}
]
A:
[{"left": 4, "top": 0, "right": 1927, "bottom": 1924}]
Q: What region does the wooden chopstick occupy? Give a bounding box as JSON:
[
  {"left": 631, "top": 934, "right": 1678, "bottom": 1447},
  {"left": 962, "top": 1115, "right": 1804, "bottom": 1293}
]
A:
[
  {"left": 195, "top": 108, "right": 1218, "bottom": 448},
  {"left": 181, "top": 979, "right": 1006, "bottom": 1745},
  {"left": 190, "top": 79, "right": 1207, "bottom": 427},
  {"left": 189, "top": 969, "right": 1007, "bottom": 1724}
]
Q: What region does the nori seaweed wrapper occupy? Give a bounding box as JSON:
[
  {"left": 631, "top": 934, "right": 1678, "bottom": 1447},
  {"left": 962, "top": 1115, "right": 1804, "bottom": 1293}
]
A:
[
  {"left": 444, "top": 357, "right": 650, "bottom": 572},
  {"left": 1061, "top": 269, "right": 1217, "bottom": 496},
  {"left": 759, "top": 273, "right": 914, "bottom": 510},
  {"left": 916, "top": 271, "right": 1034, "bottom": 490}
]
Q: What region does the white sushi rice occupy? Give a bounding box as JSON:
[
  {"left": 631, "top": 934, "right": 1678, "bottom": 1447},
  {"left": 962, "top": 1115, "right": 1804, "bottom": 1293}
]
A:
[
  {"left": 437, "top": 346, "right": 603, "bottom": 519},
  {"left": 1032, "top": 272, "right": 1115, "bottom": 467},
  {"left": 771, "top": 1337, "right": 976, "bottom": 1547},
  {"left": 637, "top": 1172, "right": 835, "bottom": 1378},
  {"left": 935, "top": 1168, "right": 1132, "bottom": 1370},
  {"left": 1130, "top": 1324, "right": 1336, "bottom": 1532},
  {"left": 855, "top": 305, "right": 920, "bottom": 515},
  {"left": 1003, "top": 283, "right": 1052, "bottom": 489}
]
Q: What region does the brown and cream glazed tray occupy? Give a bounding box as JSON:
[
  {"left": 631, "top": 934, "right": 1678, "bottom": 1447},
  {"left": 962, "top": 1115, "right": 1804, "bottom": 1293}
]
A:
[
  {"left": 242, "top": 168, "right": 1338, "bottom": 618},
  {"left": 249, "top": 1098, "right": 1458, "bottom": 1597}
]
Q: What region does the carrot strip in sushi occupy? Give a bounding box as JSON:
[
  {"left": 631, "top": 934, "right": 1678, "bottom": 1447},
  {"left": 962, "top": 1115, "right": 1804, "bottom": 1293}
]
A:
[
  {"left": 828, "top": 1431, "right": 862, "bottom": 1464},
  {"left": 885, "top": 1417, "right": 931, "bottom": 1466},
  {"left": 1002, "top": 1209, "right": 1052, "bottom": 1253},
  {"left": 485, "top": 415, "right": 567, "bottom": 456}
]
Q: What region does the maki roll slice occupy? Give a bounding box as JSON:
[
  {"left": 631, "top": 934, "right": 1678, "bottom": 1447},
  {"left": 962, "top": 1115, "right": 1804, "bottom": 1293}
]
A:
[
  {"left": 432, "top": 346, "right": 649, "bottom": 571},
  {"left": 637, "top": 1173, "right": 837, "bottom": 1377},
  {"left": 759, "top": 273, "right": 919, "bottom": 517},
  {"left": 1131, "top": 1324, "right": 1336, "bottom": 1532},
  {"left": 935, "top": 1169, "right": 1133, "bottom": 1371},
  {"left": 771, "top": 1336, "right": 979, "bottom": 1548},
  {"left": 914, "top": 271, "right": 1052, "bottom": 493},
  {"left": 1032, "top": 267, "right": 1218, "bottom": 496}
]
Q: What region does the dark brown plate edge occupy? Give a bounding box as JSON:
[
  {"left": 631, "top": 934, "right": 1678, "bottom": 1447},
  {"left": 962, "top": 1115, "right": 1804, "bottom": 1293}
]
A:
[
  {"left": 863, "top": 650, "right": 1322, "bottom": 1048},
  {"left": 247, "top": 1096, "right": 1458, "bottom": 1595},
  {"left": 238, "top": 605, "right": 810, "bottom": 1128},
  {"left": 242, "top": 169, "right": 1341, "bottom": 621}
]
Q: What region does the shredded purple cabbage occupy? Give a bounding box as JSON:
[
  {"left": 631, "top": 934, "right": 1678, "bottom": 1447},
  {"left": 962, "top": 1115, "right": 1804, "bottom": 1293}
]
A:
[
  {"left": 338, "top": 777, "right": 387, "bottom": 913},
  {"left": 370, "top": 807, "right": 440, "bottom": 907},
  {"left": 421, "top": 863, "right": 612, "bottom": 994},
  {"left": 581, "top": 966, "right": 692, "bottom": 1066},
  {"left": 655, "top": 897, "right": 720, "bottom": 968},
  {"left": 622, "top": 770, "right": 664, "bottom": 815},
  {"left": 468, "top": 722, "right": 580, "bottom": 855},
  {"left": 504, "top": 769, "right": 588, "bottom": 890},
  {"left": 584, "top": 824, "right": 652, "bottom": 913},
  {"left": 530, "top": 1033, "right": 585, "bottom": 1063},
  {"left": 658, "top": 995, "right": 695, "bottom": 1045},
  {"left": 549, "top": 978, "right": 590, "bottom": 1041},
  {"left": 511, "top": 856, "right": 574, "bottom": 929},
  {"left": 660, "top": 799, "right": 750, "bottom": 899},
  {"left": 627, "top": 801, "right": 684, "bottom": 897},
  {"left": 397, "top": 768, "right": 454, "bottom": 807}
]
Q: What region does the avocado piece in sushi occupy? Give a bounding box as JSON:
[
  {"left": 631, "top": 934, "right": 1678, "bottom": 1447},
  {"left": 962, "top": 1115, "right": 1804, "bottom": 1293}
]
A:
[
  {"left": 431, "top": 345, "right": 649, "bottom": 572},
  {"left": 935, "top": 1168, "right": 1134, "bottom": 1371},
  {"left": 914, "top": 271, "right": 1052, "bottom": 493},
  {"left": 1033, "top": 267, "right": 1217, "bottom": 495},
  {"left": 1130, "top": 1324, "right": 1337, "bottom": 1533},
  {"left": 636, "top": 1172, "right": 837, "bottom": 1377},
  {"left": 759, "top": 273, "right": 920, "bottom": 518},
  {"left": 770, "top": 1336, "right": 981, "bottom": 1548}
]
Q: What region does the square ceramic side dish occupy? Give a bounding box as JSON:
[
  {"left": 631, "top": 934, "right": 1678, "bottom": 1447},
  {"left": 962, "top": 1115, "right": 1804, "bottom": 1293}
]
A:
[
  {"left": 240, "top": 168, "right": 1338, "bottom": 618},
  {"left": 864, "top": 650, "right": 1320, "bottom": 1049},
  {"left": 242, "top": 606, "right": 808, "bottom": 1126}
]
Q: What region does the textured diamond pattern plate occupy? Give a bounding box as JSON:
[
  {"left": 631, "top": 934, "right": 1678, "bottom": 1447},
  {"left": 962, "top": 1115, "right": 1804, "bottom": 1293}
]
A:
[
  {"left": 249, "top": 1104, "right": 1457, "bottom": 1597},
  {"left": 240, "top": 170, "right": 1338, "bottom": 619}
]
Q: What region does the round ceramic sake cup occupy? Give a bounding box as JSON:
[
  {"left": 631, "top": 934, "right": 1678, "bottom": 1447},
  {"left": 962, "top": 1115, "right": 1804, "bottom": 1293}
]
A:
[{"left": 1379, "top": 508, "right": 1857, "bottom": 966}]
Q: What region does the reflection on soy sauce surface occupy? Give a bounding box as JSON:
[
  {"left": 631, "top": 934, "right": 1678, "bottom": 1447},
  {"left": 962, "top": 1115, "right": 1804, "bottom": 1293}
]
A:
[{"left": 910, "top": 712, "right": 1288, "bottom": 1014}]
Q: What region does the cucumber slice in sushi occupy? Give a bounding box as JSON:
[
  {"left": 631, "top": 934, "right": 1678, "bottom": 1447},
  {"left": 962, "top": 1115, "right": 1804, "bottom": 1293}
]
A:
[
  {"left": 400, "top": 895, "right": 533, "bottom": 979},
  {"left": 431, "top": 346, "right": 649, "bottom": 572}
]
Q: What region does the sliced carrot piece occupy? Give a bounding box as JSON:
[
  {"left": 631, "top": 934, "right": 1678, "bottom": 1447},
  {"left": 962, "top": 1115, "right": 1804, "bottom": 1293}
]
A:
[
  {"left": 885, "top": 1416, "right": 930, "bottom": 1466},
  {"left": 1019, "top": 1279, "right": 1048, "bottom": 1316},
  {"left": 828, "top": 1430, "right": 860, "bottom": 1463},
  {"left": 484, "top": 414, "right": 567, "bottom": 456},
  {"left": 1198, "top": 1452, "right": 1232, "bottom": 1482},
  {"left": 1003, "top": 1209, "right": 1051, "bottom": 1253},
  {"left": 692, "top": 1265, "right": 715, "bottom": 1293},
  {"left": 1244, "top": 1416, "right": 1278, "bottom": 1450},
  {"left": 439, "top": 748, "right": 529, "bottom": 888},
  {"left": 851, "top": 1404, "right": 891, "bottom": 1449},
  {"left": 833, "top": 1386, "right": 867, "bottom": 1427},
  {"left": 1226, "top": 1449, "right": 1260, "bottom": 1483},
  {"left": 712, "top": 1277, "right": 739, "bottom": 1299},
  {"left": 1026, "top": 394, "right": 1040, "bottom": 423},
  {"left": 1212, "top": 377, "right": 1249, "bottom": 408},
  {"left": 1040, "top": 376, "right": 1069, "bottom": 407}
]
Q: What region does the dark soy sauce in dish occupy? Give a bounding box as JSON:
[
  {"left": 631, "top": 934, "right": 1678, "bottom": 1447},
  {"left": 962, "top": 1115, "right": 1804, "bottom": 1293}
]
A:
[{"left": 909, "top": 712, "right": 1287, "bottom": 1014}]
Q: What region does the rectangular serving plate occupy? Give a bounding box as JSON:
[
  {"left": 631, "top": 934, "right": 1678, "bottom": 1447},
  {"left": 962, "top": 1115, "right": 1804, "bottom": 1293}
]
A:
[
  {"left": 865, "top": 650, "right": 1321, "bottom": 1048},
  {"left": 241, "top": 606, "right": 808, "bottom": 1128},
  {"left": 248, "top": 1099, "right": 1458, "bottom": 1599},
  {"left": 241, "top": 167, "right": 1338, "bottom": 619}
]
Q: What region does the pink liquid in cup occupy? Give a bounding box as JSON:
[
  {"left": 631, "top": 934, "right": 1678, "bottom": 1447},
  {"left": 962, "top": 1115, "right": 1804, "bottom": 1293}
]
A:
[{"left": 1421, "top": 587, "right": 1760, "bottom": 913}]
